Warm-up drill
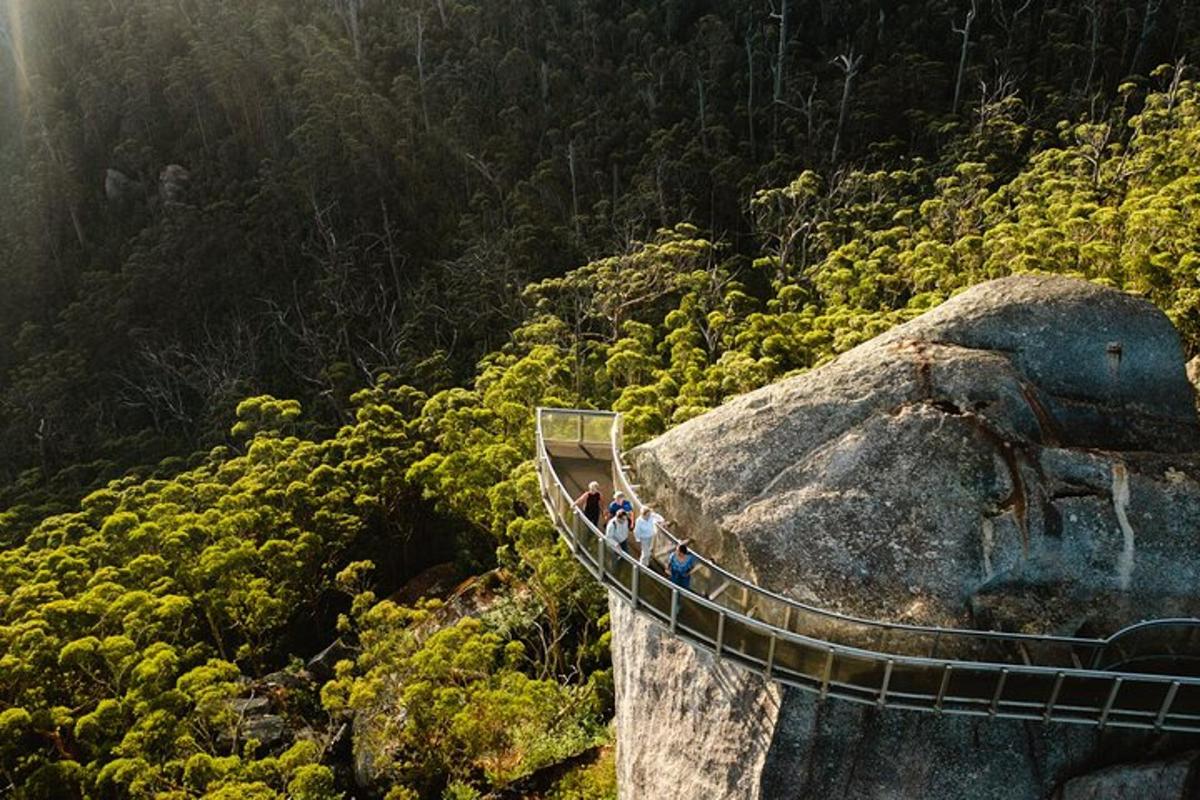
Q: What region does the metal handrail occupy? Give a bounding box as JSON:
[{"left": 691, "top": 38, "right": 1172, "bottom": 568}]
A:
[
  {"left": 581, "top": 405, "right": 1193, "bottom": 652},
  {"left": 534, "top": 406, "right": 1200, "bottom": 732}
]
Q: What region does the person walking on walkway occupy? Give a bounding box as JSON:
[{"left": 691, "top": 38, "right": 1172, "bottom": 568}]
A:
[
  {"left": 666, "top": 543, "right": 697, "bottom": 590},
  {"left": 574, "top": 481, "right": 603, "bottom": 530},
  {"left": 608, "top": 491, "right": 632, "bottom": 524},
  {"left": 605, "top": 509, "right": 630, "bottom": 553},
  {"left": 634, "top": 506, "right": 660, "bottom": 565}
]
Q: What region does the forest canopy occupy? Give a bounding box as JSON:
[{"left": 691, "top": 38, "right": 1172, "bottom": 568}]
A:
[{"left": 2, "top": 0, "right": 1200, "bottom": 798}]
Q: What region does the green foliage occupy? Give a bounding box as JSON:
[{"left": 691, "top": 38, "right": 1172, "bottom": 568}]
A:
[
  {"left": 2, "top": 0, "right": 1194, "bottom": 484},
  {"left": 3, "top": 3, "right": 1200, "bottom": 795},
  {"left": 547, "top": 747, "right": 618, "bottom": 800},
  {"left": 326, "top": 608, "right": 605, "bottom": 795}
]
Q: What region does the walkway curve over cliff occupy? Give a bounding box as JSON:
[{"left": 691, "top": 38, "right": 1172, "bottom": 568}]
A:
[{"left": 535, "top": 407, "right": 1200, "bottom": 733}]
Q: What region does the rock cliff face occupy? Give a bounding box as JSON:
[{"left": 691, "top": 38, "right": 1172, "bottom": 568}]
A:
[{"left": 614, "top": 276, "right": 1200, "bottom": 799}]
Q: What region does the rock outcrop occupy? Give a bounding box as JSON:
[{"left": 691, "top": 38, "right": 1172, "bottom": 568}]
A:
[
  {"left": 615, "top": 275, "right": 1200, "bottom": 799},
  {"left": 158, "top": 164, "right": 190, "bottom": 205},
  {"left": 1055, "top": 753, "right": 1200, "bottom": 799},
  {"left": 104, "top": 167, "right": 137, "bottom": 202}
]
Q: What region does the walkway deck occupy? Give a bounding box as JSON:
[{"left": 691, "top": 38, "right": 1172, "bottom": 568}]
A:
[{"left": 535, "top": 407, "right": 1200, "bottom": 733}]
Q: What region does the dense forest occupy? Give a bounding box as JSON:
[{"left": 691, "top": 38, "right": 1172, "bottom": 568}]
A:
[{"left": 3, "top": 0, "right": 1200, "bottom": 797}]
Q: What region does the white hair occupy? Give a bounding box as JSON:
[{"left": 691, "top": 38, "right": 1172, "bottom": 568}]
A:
[{"left": 588, "top": 481, "right": 599, "bottom": 491}]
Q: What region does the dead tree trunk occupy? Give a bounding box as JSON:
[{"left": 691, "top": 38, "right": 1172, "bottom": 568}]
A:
[
  {"left": 745, "top": 25, "right": 756, "bottom": 156},
  {"left": 831, "top": 49, "right": 862, "bottom": 164},
  {"left": 952, "top": 0, "right": 978, "bottom": 115},
  {"left": 770, "top": 0, "right": 788, "bottom": 144},
  {"left": 772, "top": 0, "right": 788, "bottom": 103},
  {"left": 801, "top": 76, "right": 818, "bottom": 143},
  {"left": 568, "top": 140, "right": 581, "bottom": 237},
  {"left": 415, "top": 12, "right": 431, "bottom": 131},
  {"left": 1083, "top": 0, "right": 1101, "bottom": 99}
]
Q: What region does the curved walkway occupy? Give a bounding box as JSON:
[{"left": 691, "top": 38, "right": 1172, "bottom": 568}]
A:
[{"left": 535, "top": 407, "right": 1200, "bottom": 733}]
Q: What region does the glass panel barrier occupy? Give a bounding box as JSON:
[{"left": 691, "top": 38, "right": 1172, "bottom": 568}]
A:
[
  {"left": 582, "top": 414, "right": 612, "bottom": 444},
  {"left": 1031, "top": 673, "right": 1111, "bottom": 722},
  {"left": 722, "top": 615, "right": 773, "bottom": 665},
  {"left": 636, "top": 572, "right": 675, "bottom": 626},
  {"left": 771, "top": 638, "right": 830, "bottom": 683},
  {"left": 675, "top": 598, "right": 721, "bottom": 647},
  {"left": 997, "top": 670, "right": 1057, "bottom": 709},
  {"left": 886, "top": 661, "right": 946, "bottom": 703},
  {"left": 607, "top": 554, "right": 635, "bottom": 602},
  {"left": 542, "top": 411, "right": 582, "bottom": 442}
]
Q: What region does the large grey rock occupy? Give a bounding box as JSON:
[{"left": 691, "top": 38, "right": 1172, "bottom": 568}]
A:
[
  {"left": 104, "top": 168, "right": 138, "bottom": 202},
  {"left": 630, "top": 275, "right": 1200, "bottom": 632},
  {"left": 1056, "top": 752, "right": 1199, "bottom": 799},
  {"left": 616, "top": 275, "right": 1200, "bottom": 799}
]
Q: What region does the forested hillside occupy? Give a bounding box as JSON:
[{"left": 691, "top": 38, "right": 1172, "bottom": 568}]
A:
[{"left": 3, "top": 0, "right": 1200, "bottom": 798}]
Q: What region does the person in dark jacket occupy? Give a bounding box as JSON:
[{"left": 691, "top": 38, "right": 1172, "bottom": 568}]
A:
[{"left": 574, "top": 480, "right": 603, "bottom": 529}]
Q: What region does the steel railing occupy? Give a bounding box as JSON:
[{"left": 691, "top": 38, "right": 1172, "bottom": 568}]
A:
[{"left": 534, "top": 407, "right": 1200, "bottom": 732}]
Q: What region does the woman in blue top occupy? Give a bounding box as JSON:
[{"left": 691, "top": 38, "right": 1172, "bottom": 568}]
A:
[{"left": 666, "top": 543, "right": 698, "bottom": 590}]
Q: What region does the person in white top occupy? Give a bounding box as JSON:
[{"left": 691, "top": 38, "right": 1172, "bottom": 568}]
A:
[
  {"left": 604, "top": 509, "right": 630, "bottom": 552},
  {"left": 633, "top": 506, "right": 662, "bottom": 565}
]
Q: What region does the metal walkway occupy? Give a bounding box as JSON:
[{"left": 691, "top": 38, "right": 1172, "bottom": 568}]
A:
[{"left": 535, "top": 407, "right": 1200, "bottom": 733}]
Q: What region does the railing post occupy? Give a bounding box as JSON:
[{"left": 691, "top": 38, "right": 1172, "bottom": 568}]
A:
[
  {"left": 819, "top": 648, "right": 835, "bottom": 700},
  {"left": 631, "top": 563, "right": 640, "bottom": 612},
  {"left": 669, "top": 586, "right": 680, "bottom": 633},
  {"left": 764, "top": 634, "right": 777, "bottom": 679},
  {"left": 565, "top": 517, "right": 578, "bottom": 556},
  {"left": 989, "top": 669, "right": 1009, "bottom": 716},
  {"left": 1155, "top": 681, "right": 1181, "bottom": 731},
  {"left": 1098, "top": 678, "right": 1123, "bottom": 730},
  {"left": 934, "top": 665, "right": 953, "bottom": 713},
  {"left": 878, "top": 659, "right": 894, "bottom": 706},
  {"left": 715, "top": 610, "right": 726, "bottom": 656},
  {"left": 596, "top": 535, "right": 606, "bottom": 584},
  {"left": 1043, "top": 672, "right": 1065, "bottom": 723}
]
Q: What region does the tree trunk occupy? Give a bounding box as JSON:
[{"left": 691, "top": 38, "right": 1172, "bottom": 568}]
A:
[
  {"left": 831, "top": 51, "right": 862, "bottom": 164},
  {"left": 416, "top": 12, "right": 431, "bottom": 131},
  {"left": 952, "top": 0, "right": 978, "bottom": 115},
  {"left": 773, "top": 0, "right": 787, "bottom": 104},
  {"left": 745, "top": 26, "right": 756, "bottom": 156},
  {"left": 340, "top": 0, "right": 362, "bottom": 60},
  {"left": 1129, "top": 0, "right": 1164, "bottom": 76},
  {"left": 568, "top": 140, "right": 581, "bottom": 237},
  {"left": 771, "top": 0, "right": 788, "bottom": 144},
  {"left": 1084, "top": 0, "right": 1101, "bottom": 100}
]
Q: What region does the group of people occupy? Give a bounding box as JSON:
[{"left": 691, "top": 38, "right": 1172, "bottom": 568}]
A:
[{"left": 574, "top": 481, "right": 698, "bottom": 589}]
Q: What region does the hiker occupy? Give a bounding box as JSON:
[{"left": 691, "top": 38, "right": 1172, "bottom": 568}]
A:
[
  {"left": 608, "top": 490, "right": 633, "bottom": 523},
  {"left": 574, "top": 481, "right": 603, "bottom": 529},
  {"left": 666, "top": 543, "right": 698, "bottom": 590},
  {"left": 605, "top": 509, "right": 630, "bottom": 552},
  {"left": 633, "top": 506, "right": 661, "bottom": 565}
]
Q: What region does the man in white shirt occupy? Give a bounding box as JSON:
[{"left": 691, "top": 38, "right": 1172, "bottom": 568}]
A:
[{"left": 634, "top": 506, "right": 662, "bottom": 565}]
